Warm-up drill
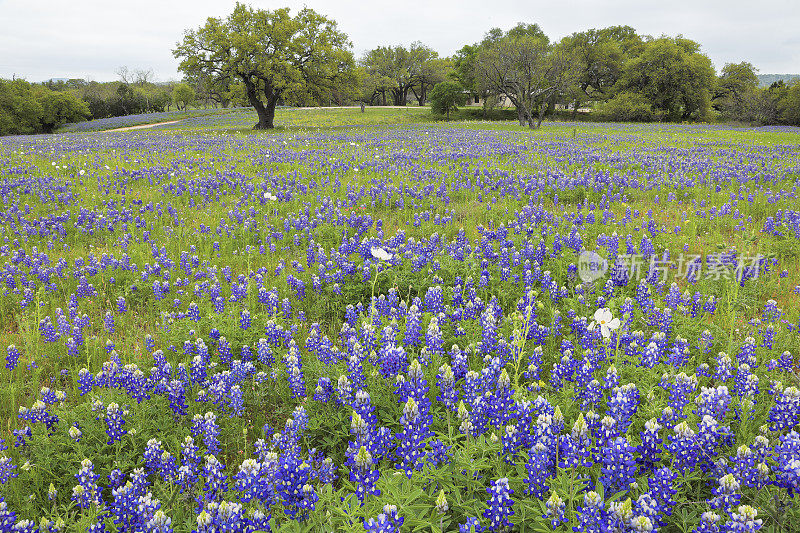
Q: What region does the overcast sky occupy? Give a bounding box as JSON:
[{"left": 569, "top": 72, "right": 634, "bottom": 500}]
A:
[{"left": 1, "top": 0, "right": 798, "bottom": 82}]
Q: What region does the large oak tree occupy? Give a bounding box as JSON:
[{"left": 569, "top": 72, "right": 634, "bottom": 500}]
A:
[
  {"left": 475, "top": 32, "right": 578, "bottom": 128},
  {"left": 173, "top": 3, "right": 354, "bottom": 129}
]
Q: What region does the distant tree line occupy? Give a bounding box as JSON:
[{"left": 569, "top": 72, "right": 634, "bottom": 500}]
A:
[
  {"left": 4, "top": 4, "right": 800, "bottom": 134},
  {"left": 172, "top": 4, "right": 800, "bottom": 129},
  {"left": 0, "top": 65, "right": 253, "bottom": 135},
  {"left": 0, "top": 78, "right": 90, "bottom": 135}
]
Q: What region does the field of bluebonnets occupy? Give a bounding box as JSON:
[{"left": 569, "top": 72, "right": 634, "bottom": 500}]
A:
[{"left": 1, "top": 107, "right": 800, "bottom": 533}]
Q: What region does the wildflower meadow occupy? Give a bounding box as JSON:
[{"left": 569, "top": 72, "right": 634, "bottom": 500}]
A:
[{"left": 1, "top": 108, "right": 799, "bottom": 532}]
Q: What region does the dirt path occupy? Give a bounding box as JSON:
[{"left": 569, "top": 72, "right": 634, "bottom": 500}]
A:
[{"left": 106, "top": 120, "right": 182, "bottom": 132}]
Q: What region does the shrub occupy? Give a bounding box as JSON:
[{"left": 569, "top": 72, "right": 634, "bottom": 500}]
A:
[{"left": 596, "top": 91, "right": 663, "bottom": 122}]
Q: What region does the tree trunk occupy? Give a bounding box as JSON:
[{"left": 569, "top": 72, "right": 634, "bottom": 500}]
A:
[
  {"left": 535, "top": 104, "right": 547, "bottom": 129},
  {"left": 244, "top": 79, "right": 277, "bottom": 129},
  {"left": 410, "top": 87, "right": 424, "bottom": 106},
  {"left": 517, "top": 106, "right": 526, "bottom": 126}
]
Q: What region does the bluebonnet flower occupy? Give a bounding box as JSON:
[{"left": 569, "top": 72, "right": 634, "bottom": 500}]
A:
[
  {"left": 425, "top": 316, "right": 444, "bottom": 355},
  {"left": 404, "top": 304, "right": 422, "bottom": 347},
  {"left": 763, "top": 299, "right": 780, "bottom": 322},
  {"left": 543, "top": 492, "right": 565, "bottom": 529},
  {"left": 145, "top": 334, "right": 156, "bottom": 353},
  {"left": 668, "top": 422, "right": 700, "bottom": 473},
  {"left": 194, "top": 501, "right": 269, "bottom": 532},
  {"left": 104, "top": 311, "right": 115, "bottom": 334},
  {"left": 167, "top": 379, "right": 188, "bottom": 418},
  {"left": 708, "top": 473, "right": 741, "bottom": 513},
  {"left": 101, "top": 402, "right": 127, "bottom": 445},
  {"left": 574, "top": 491, "right": 606, "bottom": 533},
  {"left": 692, "top": 511, "right": 721, "bottom": 533},
  {"left": 364, "top": 505, "right": 404, "bottom": 533},
  {"left": 0, "top": 456, "right": 18, "bottom": 484},
  {"left": 284, "top": 341, "right": 306, "bottom": 398},
  {"left": 600, "top": 437, "right": 637, "bottom": 495},
  {"left": 696, "top": 386, "right": 732, "bottom": 421},
  {"left": 484, "top": 478, "right": 514, "bottom": 531},
  {"left": 218, "top": 337, "right": 232, "bottom": 365},
  {"left": 352, "top": 445, "right": 381, "bottom": 504},
  {"left": 12, "top": 426, "right": 31, "bottom": 448},
  {"left": 637, "top": 419, "right": 663, "bottom": 472},
  {"left": 6, "top": 345, "right": 20, "bottom": 370},
  {"left": 193, "top": 412, "right": 220, "bottom": 455},
  {"left": 145, "top": 510, "right": 172, "bottom": 533},
  {"left": 773, "top": 430, "right": 800, "bottom": 495},
  {"left": 337, "top": 375, "right": 354, "bottom": 406},
  {"left": 202, "top": 454, "right": 228, "bottom": 503},
  {"left": 734, "top": 364, "right": 759, "bottom": 399},
  {"left": 72, "top": 458, "right": 102, "bottom": 509},
  {"left": 436, "top": 364, "right": 458, "bottom": 411},
  {"left": 723, "top": 505, "right": 762, "bottom": 533},
  {"left": 737, "top": 337, "right": 758, "bottom": 368},
  {"left": 698, "top": 330, "right": 714, "bottom": 354},
  {"left": 234, "top": 458, "right": 262, "bottom": 503},
  {"left": 459, "top": 517, "right": 485, "bottom": 533},
  {"left": 313, "top": 377, "right": 333, "bottom": 403},
  {"left": 35, "top": 388, "right": 57, "bottom": 406},
  {"left": 426, "top": 439, "right": 451, "bottom": 467},
  {"left": 768, "top": 386, "right": 800, "bottom": 431},
  {"left": 256, "top": 338, "right": 274, "bottom": 366},
  {"left": 608, "top": 384, "right": 639, "bottom": 434},
  {"left": 479, "top": 307, "right": 498, "bottom": 355},
  {"left": 524, "top": 442, "right": 553, "bottom": 499},
  {"left": 347, "top": 351, "right": 366, "bottom": 391},
  {"left": 452, "top": 344, "right": 470, "bottom": 383},
  {"left": 239, "top": 309, "right": 251, "bottom": 330},
  {"left": 395, "top": 396, "right": 428, "bottom": 477},
  {"left": 714, "top": 353, "right": 733, "bottom": 382},
  {"left": 761, "top": 324, "right": 775, "bottom": 350}
]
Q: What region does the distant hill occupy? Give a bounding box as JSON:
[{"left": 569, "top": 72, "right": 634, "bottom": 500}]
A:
[{"left": 758, "top": 74, "right": 800, "bottom": 87}]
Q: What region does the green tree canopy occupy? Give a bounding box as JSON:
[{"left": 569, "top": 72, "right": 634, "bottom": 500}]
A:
[
  {"left": 0, "top": 79, "right": 89, "bottom": 136},
  {"left": 173, "top": 3, "right": 354, "bottom": 129},
  {"left": 617, "top": 37, "right": 715, "bottom": 121},
  {"left": 429, "top": 81, "right": 464, "bottom": 119},
  {"left": 173, "top": 83, "right": 196, "bottom": 111},
  {"left": 475, "top": 31, "right": 579, "bottom": 128}
]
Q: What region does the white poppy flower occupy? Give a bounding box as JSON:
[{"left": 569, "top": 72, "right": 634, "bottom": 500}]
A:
[
  {"left": 370, "top": 247, "right": 392, "bottom": 261},
  {"left": 589, "top": 308, "right": 620, "bottom": 339}
]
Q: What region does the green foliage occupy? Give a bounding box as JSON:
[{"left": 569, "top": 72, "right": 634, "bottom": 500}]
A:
[
  {"left": 560, "top": 25, "right": 643, "bottom": 106},
  {"left": 0, "top": 78, "right": 89, "bottom": 136},
  {"left": 172, "top": 83, "right": 196, "bottom": 111},
  {"left": 617, "top": 37, "right": 715, "bottom": 121},
  {"left": 596, "top": 91, "right": 663, "bottom": 122},
  {"left": 0, "top": 79, "right": 44, "bottom": 135},
  {"left": 173, "top": 3, "right": 355, "bottom": 129},
  {"left": 429, "top": 81, "right": 464, "bottom": 119},
  {"left": 779, "top": 81, "right": 800, "bottom": 125},
  {"left": 475, "top": 31, "right": 579, "bottom": 128},
  {"left": 360, "top": 42, "right": 450, "bottom": 106},
  {"left": 2, "top": 111, "right": 800, "bottom": 530}
]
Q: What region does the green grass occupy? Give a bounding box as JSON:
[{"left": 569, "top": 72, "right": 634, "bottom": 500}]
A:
[{"left": 1, "top": 107, "right": 800, "bottom": 531}]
